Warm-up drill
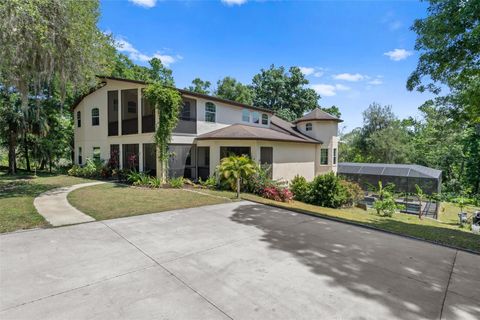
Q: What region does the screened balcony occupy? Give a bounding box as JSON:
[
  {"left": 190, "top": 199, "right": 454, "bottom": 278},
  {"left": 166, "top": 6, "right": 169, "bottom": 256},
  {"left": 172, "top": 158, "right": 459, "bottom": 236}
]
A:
[{"left": 173, "top": 98, "right": 196, "bottom": 134}]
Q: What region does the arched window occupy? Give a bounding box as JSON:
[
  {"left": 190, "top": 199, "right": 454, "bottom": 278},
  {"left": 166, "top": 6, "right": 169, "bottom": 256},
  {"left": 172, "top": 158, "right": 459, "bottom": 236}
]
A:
[
  {"left": 77, "top": 111, "right": 81, "bottom": 128},
  {"left": 261, "top": 113, "right": 268, "bottom": 125},
  {"left": 252, "top": 112, "right": 260, "bottom": 124},
  {"left": 91, "top": 108, "right": 99, "bottom": 126},
  {"left": 242, "top": 109, "right": 250, "bottom": 122},
  {"left": 306, "top": 123, "right": 312, "bottom": 131},
  {"left": 205, "top": 102, "right": 216, "bottom": 123}
]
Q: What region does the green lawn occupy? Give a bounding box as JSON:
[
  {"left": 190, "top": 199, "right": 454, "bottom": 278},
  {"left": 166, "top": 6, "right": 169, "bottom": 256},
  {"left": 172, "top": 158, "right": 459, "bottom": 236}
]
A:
[
  {"left": 0, "top": 171, "right": 93, "bottom": 233},
  {"left": 238, "top": 193, "right": 480, "bottom": 253},
  {"left": 67, "top": 183, "right": 232, "bottom": 220}
]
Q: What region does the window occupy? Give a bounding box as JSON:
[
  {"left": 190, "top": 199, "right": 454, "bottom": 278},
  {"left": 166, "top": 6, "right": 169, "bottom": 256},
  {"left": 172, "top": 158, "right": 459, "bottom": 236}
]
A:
[
  {"left": 306, "top": 123, "right": 312, "bottom": 131},
  {"left": 108, "top": 91, "right": 118, "bottom": 136},
  {"left": 320, "top": 148, "right": 329, "bottom": 165},
  {"left": 93, "top": 147, "right": 101, "bottom": 161},
  {"left": 262, "top": 113, "right": 268, "bottom": 125},
  {"left": 333, "top": 148, "right": 337, "bottom": 165},
  {"left": 260, "top": 147, "right": 273, "bottom": 178},
  {"left": 91, "top": 108, "right": 99, "bottom": 126},
  {"left": 174, "top": 98, "right": 197, "bottom": 134},
  {"left": 121, "top": 89, "right": 138, "bottom": 135},
  {"left": 220, "top": 146, "right": 251, "bottom": 160},
  {"left": 242, "top": 109, "right": 250, "bottom": 122},
  {"left": 142, "top": 90, "right": 155, "bottom": 133},
  {"left": 205, "top": 102, "right": 216, "bottom": 123},
  {"left": 78, "top": 147, "right": 82, "bottom": 165},
  {"left": 180, "top": 101, "right": 191, "bottom": 120},
  {"left": 77, "top": 111, "right": 81, "bottom": 128},
  {"left": 252, "top": 112, "right": 260, "bottom": 124}
]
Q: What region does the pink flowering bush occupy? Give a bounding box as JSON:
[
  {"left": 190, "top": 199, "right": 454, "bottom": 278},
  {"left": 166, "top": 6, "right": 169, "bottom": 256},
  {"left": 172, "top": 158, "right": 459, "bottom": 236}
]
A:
[{"left": 261, "top": 186, "right": 293, "bottom": 202}]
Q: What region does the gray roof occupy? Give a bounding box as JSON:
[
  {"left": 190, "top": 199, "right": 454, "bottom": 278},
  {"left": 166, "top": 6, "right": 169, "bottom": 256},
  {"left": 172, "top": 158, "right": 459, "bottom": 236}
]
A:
[
  {"left": 338, "top": 162, "right": 442, "bottom": 179},
  {"left": 196, "top": 123, "right": 320, "bottom": 144},
  {"left": 270, "top": 115, "right": 322, "bottom": 143},
  {"left": 293, "top": 108, "right": 343, "bottom": 123}
]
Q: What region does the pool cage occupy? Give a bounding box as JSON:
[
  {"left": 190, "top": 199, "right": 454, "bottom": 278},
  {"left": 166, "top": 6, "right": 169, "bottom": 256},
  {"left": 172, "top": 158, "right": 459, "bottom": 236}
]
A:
[{"left": 338, "top": 163, "right": 442, "bottom": 219}]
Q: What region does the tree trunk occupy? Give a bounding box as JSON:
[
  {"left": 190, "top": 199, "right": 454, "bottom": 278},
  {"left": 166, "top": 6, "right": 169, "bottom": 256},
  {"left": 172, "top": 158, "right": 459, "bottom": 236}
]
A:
[
  {"left": 418, "top": 199, "right": 423, "bottom": 220},
  {"left": 24, "top": 136, "right": 30, "bottom": 172},
  {"left": 40, "top": 158, "right": 46, "bottom": 170},
  {"left": 236, "top": 177, "right": 241, "bottom": 199},
  {"left": 7, "top": 129, "right": 17, "bottom": 174}
]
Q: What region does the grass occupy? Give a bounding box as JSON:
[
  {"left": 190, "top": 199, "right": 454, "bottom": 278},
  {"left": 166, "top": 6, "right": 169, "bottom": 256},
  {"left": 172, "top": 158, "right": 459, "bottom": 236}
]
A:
[
  {"left": 67, "top": 183, "right": 232, "bottom": 220},
  {"left": 236, "top": 192, "right": 480, "bottom": 253},
  {"left": 0, "top": 171, "right": 93, "bottom": 233}
]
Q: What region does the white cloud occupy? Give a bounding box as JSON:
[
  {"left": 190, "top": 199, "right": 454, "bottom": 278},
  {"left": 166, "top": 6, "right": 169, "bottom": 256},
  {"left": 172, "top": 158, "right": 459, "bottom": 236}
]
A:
[
  {"left": 368, "top": 79, "right": 383, "bottom": 85},
  {"left": 333, "top": 73, "right": 365, "bottom": 82},
  {"left": 299, "top": 67, "right": 315, "bottom": 76},
  {"left": 384, "top": 48, "right": 413, "bottom": 61},
  {"left": 310, "top": 84, "right": 350, "bottom": 96},
  {"left": 129, "top": 0, "right": 157, "bottom": 8},
  {"left": 115, "top": 38, "right": 180, "bottom": 66},
  {"left": 299, "top": 66, "right": 324, "bottom": 77},
  {"left": 221, "top": 0, "right": 247, "bottom": 6}
]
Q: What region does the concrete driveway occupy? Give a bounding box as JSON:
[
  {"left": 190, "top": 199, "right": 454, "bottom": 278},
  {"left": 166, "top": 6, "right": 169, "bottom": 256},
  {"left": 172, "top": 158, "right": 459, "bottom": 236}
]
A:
[{"left": 0, "top": 201, "right": 479, "bottom": 319}]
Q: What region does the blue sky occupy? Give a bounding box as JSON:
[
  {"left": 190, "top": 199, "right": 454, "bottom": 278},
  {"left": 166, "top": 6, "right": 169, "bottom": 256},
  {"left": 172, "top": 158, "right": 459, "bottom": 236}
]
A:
[{"left": 100, "top": 0, "right": 434, "bottom": 131}]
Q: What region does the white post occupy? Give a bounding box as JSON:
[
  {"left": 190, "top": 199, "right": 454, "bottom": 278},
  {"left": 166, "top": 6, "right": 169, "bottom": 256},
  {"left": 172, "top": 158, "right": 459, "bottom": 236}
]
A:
[
  {"left": 139, "top": 143, "right": 144, "bottom": 172},
  {"left": 118, "top": 90, "right": 122, "bottom": 136},
  {"left": 137, "top": 88, "right": 142, "bottom": 134},
  {"left": 119, "top": 144, "right": 123, "bottom": 170}
]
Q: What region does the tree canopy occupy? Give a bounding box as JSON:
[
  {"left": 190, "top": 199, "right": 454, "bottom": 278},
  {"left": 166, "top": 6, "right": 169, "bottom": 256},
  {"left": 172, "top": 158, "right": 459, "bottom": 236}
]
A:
[
  {"left": 0, "top": 0, "right": 111, "bottom": 104},
  {"left": 251, "top": 65, "right": 320, "bottom": 121},
  {"left": 185, "top": 78, "right": 211, "bottom": 94},
  {"left": 215, "top": 77, "right": 253, "bottom": 105}
]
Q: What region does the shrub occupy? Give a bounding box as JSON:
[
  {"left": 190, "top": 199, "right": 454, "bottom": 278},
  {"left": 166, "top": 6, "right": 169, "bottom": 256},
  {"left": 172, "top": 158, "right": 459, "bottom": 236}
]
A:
[
  {"left": 148, "top": 177, "right": 162, "bottom": 188},
  {"left": 245, "top": 164, "right": 279, "bottom": 195},
  {"left": 218, "top": 155, "right": 256, "bottom": 198},
  {"left": 127, "top": 171, "right": 151, "bottom": 186},
  {"left": 169, "top": 176, "right": 184, "bottom": 188},
  {"left": 198, "top": 176, "right": 217, "bottom": 189},
  {"left": 261, "top": 185, "right": 293, "bottom": 202},
  {"left": 340, "top": 180, "right": 363, "bottom": 207},
  {"left": 67, "top": 158, "right": 104, "bottom": 178},
  {"left": 309, "top": 172, "right": 347, "bottom": 208},
  {"left": 373, "top": 192, "right": 399, "bottom": 217},
  {"left": 290, "top": 175, "right": 310, "bottom": 202}
]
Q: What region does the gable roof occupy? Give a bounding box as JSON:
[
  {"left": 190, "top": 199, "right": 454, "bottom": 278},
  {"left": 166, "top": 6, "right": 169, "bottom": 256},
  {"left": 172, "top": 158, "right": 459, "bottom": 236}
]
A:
[
  {"left": 72, "top": 76, "right": 272, "bottom": 114},
  {"left": 338, "top": 162, "right": 442, "bottom": 179},
  {"left": 293, "top": 108, "right": 343, "bottom": 123},
  {"left": 196, "top": 123, "right": 320, "bottom": 144}
]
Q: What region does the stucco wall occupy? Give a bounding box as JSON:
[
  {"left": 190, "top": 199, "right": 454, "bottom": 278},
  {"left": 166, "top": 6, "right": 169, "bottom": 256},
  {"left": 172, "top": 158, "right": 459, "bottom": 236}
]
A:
[
  {"left": 196, "top": 139, "right": 317, "bottom": 182},
  {"left": 297, "top": 120, "right": 339, "bottom": 175}
]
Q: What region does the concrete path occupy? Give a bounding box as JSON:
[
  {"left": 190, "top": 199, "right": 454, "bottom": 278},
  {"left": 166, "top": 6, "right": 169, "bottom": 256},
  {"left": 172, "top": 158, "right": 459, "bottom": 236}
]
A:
[
  {"left": 1, "top": 201, "right": 479, "bottom": 319},
  {"left": 33, "top": 182, "right": 105, "bottom": 226}
]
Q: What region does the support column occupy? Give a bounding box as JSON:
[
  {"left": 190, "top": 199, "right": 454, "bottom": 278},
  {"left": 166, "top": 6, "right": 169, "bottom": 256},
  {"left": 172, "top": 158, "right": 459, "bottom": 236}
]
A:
[
  {"left": 119, "top": 144, "right": 123, "bottom": 169},
  {"left": 139, "top": 143, "right": 144, "bottom": 172},
  {"left": 137, "top": 88, "right": 142, "bottom": 134},
  {"left": 118, "top": 90, "right": 122, "bottom": 136}
]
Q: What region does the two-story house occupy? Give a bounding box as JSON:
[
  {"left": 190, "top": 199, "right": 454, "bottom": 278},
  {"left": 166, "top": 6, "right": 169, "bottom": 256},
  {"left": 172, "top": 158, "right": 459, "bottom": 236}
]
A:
[{"left": 73, "top": 76, "right": 342, "bottom": 182}]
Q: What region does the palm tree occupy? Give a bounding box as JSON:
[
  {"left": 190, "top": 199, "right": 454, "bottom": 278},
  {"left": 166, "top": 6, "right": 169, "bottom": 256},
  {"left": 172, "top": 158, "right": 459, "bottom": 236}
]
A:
[{"left": 218, "top": 155, "right": 256, "bottom": 199}]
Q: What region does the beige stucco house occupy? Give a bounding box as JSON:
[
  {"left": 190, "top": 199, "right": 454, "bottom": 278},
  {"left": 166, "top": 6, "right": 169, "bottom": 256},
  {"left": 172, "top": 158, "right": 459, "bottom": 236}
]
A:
[{"left": 73, "top": 76, "right": 342, "bottom": 182}]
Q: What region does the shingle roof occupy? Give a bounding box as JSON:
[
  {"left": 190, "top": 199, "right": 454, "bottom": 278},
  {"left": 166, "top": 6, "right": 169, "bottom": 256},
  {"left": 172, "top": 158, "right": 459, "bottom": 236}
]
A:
[
  {"left": 196, "top": 124, "right": 320, "bottom": 144},
  {"left": 338, "top": 162, "right": 442, "bottom": 179},
  {"left": 293, "top": 108, "right": 343, "bottom": 123},
  {"left": 270, "top": 115, "right": 322, "bottom": 143}
]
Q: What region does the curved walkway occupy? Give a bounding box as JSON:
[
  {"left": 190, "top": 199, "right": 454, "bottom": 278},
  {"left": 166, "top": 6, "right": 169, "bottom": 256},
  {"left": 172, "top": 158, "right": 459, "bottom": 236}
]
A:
[{"left": 34, "top": 182, "right": 105, "bottom": 227}]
